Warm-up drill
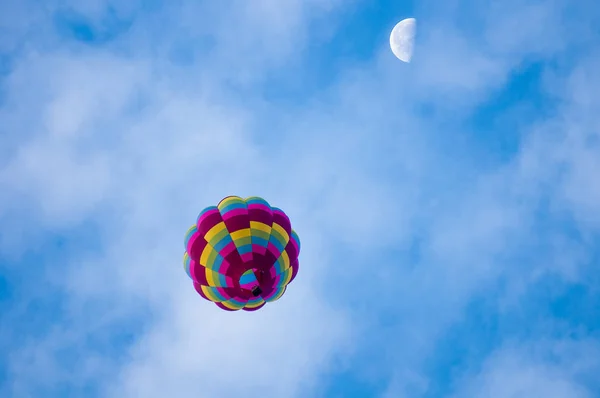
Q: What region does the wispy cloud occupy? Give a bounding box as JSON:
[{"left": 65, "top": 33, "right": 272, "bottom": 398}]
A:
[
  {"left": 1, "top": 0, "right": 599, "bottom": 397},
  {"left": 450, "top": 339, "right": 600, "bottom": 398}
]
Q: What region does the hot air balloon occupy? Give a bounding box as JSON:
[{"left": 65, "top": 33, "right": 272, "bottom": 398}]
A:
[{"left": 183, "top": 196, "right": 300, "bottom": 311}]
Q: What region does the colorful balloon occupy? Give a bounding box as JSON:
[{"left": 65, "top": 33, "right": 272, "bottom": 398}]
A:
[{"left": 183, "top": 196, "right": 301, "bottom": 311}]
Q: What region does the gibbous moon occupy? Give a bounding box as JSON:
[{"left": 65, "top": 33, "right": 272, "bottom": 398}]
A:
[{"left": 390, "top": 18, "right": 416, "bottom": 63}]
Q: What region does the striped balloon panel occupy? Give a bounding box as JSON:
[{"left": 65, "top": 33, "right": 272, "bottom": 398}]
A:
[{"left": 183, "top": 196, "right": 300, "bottom": 311}]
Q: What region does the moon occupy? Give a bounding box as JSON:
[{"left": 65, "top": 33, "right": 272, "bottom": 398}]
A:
[{"left": 390, "top": 18, "right": 416, "bottom": 63}]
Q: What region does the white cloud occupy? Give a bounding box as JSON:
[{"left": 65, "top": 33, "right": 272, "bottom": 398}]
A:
[
  {"left": 1, "top": 1, "right": 360, "bottom": 397},
  {"left": 451, "top": 340, "right": 600, "bottom": 398},
  {"left": 1, "top": 0, "right": 599, "bottom": 396}
]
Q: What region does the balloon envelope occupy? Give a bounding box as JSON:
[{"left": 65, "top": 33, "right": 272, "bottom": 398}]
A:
[{"left": 183, "top": 196, "right": 300, "bottom": 311}]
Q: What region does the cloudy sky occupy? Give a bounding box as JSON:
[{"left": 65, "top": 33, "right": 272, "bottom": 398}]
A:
[{"left": 1, "top": 0, "right": 599, "bottom": 397}]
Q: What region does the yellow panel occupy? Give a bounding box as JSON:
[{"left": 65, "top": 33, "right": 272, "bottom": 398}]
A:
[
  {"left": 230, "top": 228, "right": 251, "bottom": 240},
  {"left": 199, "top": 245, "right": 216, "bottom": 267},
  {"left": 271, "top": 222, "right": 290, "bottom": 243},
  {"left": 204, "top": 221, "right": 227, "bottom": 242},
  {"left": 250, "top": 221, "right": 271, "bottom": 234}
]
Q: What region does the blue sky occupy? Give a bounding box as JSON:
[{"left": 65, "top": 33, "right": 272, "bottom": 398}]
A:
[{"left": 1, "top": 0, "right": 600, "bottom": 397}]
